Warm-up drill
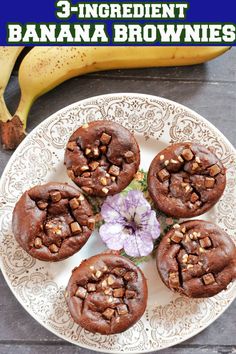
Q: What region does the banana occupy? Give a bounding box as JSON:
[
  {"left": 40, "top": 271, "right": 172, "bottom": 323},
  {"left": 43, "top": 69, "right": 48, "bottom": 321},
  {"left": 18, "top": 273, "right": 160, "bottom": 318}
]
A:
[
  {"left": 0, "top": 46, "right": 24, "bottom": 149},
  {"left": 0, "top": 46, "right": 24, "bottom": 122},
  {"left": 1, "top": 46, "right": 229, "bottom": 149}
]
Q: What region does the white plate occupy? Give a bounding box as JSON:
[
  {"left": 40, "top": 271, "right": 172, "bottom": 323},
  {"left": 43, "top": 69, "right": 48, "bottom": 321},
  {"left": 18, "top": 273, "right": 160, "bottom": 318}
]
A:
[{"left": 0, "top": 93, "right": 235, "bottom": 353}]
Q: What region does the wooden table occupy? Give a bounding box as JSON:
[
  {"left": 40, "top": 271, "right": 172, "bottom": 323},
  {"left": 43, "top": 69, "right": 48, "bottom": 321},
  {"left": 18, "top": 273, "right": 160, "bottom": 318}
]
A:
[{"left": 0, "top": 48, "right": 235, "bottom": 354}]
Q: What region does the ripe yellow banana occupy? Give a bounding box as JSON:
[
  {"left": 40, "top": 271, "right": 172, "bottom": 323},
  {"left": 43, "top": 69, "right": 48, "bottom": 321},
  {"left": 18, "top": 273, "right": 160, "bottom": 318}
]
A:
[
  {"left": 1, "top": 46, "right": 229, "bottom": 149},
  {"left": 0, "top": 46, "right": 24, "bottom": 122},
  {"left": 0, "top": 46, "right": 24, "bottom": 149}
]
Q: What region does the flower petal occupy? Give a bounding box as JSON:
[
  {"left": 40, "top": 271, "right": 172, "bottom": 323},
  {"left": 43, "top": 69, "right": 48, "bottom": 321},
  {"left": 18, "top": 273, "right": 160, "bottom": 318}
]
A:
[
  {"left": 101, "top": 194, "right": 125, "bottom": 224},
  {"left": 123, "top": 230, "right": 154, "bottom": 257},
  {"left": 143, "top": 211, "right": 161, "bottom": 240},
  {"left": 99, "top": 223, "right": 126, "bottom": 250}
]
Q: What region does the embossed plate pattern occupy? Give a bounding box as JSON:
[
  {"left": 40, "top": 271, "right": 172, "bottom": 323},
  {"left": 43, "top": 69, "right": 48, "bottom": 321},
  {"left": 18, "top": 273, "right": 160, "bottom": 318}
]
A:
[{"left": 0, "top": 93, "right": 235, "bottom": 353}]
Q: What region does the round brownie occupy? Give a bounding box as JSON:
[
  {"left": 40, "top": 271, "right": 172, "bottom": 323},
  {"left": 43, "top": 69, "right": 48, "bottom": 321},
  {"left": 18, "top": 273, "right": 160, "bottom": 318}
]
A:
[
  {"left": 12, "top": 183, "right": 95, "bottom": 261},
  {"left": 64, "top": 120, "right": 140, "bottom": 197},
  {"left": 66, "top": 253, "right": 148, "bottom": 334},
  {"left": 156, "top": 220, "right": 236, "bottom": 298},
  {"left": 148, "top": 142, "right": 226, "bottom": 218}
]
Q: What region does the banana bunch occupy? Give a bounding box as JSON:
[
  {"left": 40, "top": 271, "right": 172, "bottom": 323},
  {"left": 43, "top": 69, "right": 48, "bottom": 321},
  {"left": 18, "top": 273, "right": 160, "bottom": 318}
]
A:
[{"left": 0, "top": 46, "right": 230, "bottom": 150}]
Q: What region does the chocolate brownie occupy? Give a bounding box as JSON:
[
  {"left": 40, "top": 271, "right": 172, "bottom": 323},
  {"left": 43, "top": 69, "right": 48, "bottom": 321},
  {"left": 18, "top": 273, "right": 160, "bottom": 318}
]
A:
[
  {"left": 12, "top": 183, "right": 95, "bottom": 261},
  {"left": 66, "top": 253, "right": 148, "bottom": 334},
  {"left": 156, "top": 220, "right": 236, "bottom": 298},
  {"left": 148, "top": 142, "right": 226, "bottom": 218},
  {"left": 64, "top": 120, "right": 140, "bottom": 197}
]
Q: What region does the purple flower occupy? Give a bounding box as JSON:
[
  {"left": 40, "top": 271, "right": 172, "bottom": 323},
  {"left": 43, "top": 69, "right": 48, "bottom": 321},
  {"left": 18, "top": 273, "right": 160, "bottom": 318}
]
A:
[{"left": 99, "top": 190, "right": 160, "bottom": 257}]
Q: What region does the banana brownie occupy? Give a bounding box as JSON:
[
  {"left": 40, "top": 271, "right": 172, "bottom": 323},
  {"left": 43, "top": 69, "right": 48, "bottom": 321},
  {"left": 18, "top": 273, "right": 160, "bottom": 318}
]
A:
[
  {"left": 12, "top": 183, "right": 95, "bottom": 261},
  {"left": 148, "top": 142, "right": 226, "bottom": 218},
  {"left": 64, "top": 120, "right": 140, "bottom": 197},
  {"left": 156, "top": 220, "right": 236, "bottom": 298},
  {"left": 66, "top": 253, "right": 148, "bottom": 334}
]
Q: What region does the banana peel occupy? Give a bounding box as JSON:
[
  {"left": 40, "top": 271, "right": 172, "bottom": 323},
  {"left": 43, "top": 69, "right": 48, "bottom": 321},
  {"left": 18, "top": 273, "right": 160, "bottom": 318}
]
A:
[{"left": 0, "top": 46, "right": 230, "bottom": 150}]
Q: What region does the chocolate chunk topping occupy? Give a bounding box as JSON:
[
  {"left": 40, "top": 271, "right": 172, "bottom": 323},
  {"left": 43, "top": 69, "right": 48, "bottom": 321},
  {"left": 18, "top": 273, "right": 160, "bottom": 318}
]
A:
[
  {"left": 199, "top": 237, "right": 212, "bottom": 249},
  {"left": 50, "top": 191, "right": 61, "bottom": 203},
  {"left": 202, "top": 273, "right": 215, "bottom": 285},
  {"left": 124, "top": 151, "right": 134, "bottom": 163},
  {"left": 208, "top": 164, "right": 221, "bottom": 176},
  {"left": 158, "top": 168, "right": 170, "bottom": 182},
  {"left": 169, "top": 272, "right": 180, "bottom": 288},
  {"left": 181, "top": 148, "right": 194, "bottom": 161},
  {"left": 70, "top": 222, "right": 82, "bottom": 235},
  {"left": 100, "top": 132, "right": 112, "bottom": 145},
  {"left": 117, "top": 304, "right": 129, "bottom": 315},
  {"left": 102, "top": 308, "right": 115, "bottom": 320},
  {"left": 113, "top": 288, "right": 125, "bottom": 298},
  {"left": 37, "top": 201, "right": 48, "bottom": 210},
  {"left": 75, "top": 286, "right": 87, "bottom": 299}
]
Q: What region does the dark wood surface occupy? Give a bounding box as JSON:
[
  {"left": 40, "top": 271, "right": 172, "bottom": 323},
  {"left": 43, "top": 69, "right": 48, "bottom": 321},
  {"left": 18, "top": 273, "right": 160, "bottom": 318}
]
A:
[{"left": 0, "top": 48, "right": 235, "bottom": 354}]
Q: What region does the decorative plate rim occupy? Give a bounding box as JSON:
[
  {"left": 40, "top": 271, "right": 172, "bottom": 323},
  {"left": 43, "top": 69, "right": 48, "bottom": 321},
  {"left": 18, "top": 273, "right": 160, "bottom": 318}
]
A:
[{"left": 0, "top": 92, "right": 235, "bottom": 354}]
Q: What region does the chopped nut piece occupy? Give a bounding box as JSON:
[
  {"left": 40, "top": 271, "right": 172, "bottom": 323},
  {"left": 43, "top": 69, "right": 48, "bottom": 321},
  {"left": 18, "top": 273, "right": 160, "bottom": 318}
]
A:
[
  {"left": 78, "top": 194, "right": 85, "bottom": 201},
  {"left": 185, "top": 185, "right": 192, "bottom": 193},
  {"left": 113, "top": 267, "right": 126, "bottom": 276},
  {"left": 181, "top": 227, "right": 186, "bottom": 233},
  {"left": 100, "top": 177, "right": 107, "bottom": 186},
  {"left": 124, "top": 271, "right": 136, "bottom": 281},
  {"left": 70, "top": 222, "right": 82, "bottom": 235},
  {"left": 199, "top": 247, "right": 205, "bottom": 253},
  {"left": 49, "top": 244, "right": 59, "bottom": 253},
  {"left": 160, "top": 154, "right": 165, "bottom": 161},
  {"left": 107, "top": 274, "right": 116, "bottom": 285},
  {"left": 195, "top": 156, "right": 201, "bottom": 163},
  {"left": 192, "top": 162, "right": 199, "bottom": 171},
  {"left": 199, "top": 237, "right": 212, "bottom": 249},
  {"left": 108, "top": 296, "right": 114, "bottom": 303},
  {"left": 80, "top": 165, "right": 90, "bottom": 172},
  {"left": 87, "top": 283, "right": 96, "bottom": 292},
  {"left": 202, "top": 273, "right": 215, "bottom": 285},
  {"left": 208, "top": 164, "right": 221, "bottom": 177},
  {"left": 102, "top": 187, "right": 109, "bottom": 195},
  {"left": 188, "top": 255, "right": 198, "bottom": 264},
  {"left": 105, "top": 173, "right": 110, "bottom": 178},
  {"left": 169, "top": 272, "right": 180, "bottom": 288},
  {"left": 205, "top": 177, "right": 215, "bottom": 188},
  {"left": 102, "top": 308, "right": 115, "bottom": 320},
  {"left": 190, "top": 193, "right": 199, "bottom": 203},
  {"left": 111, "top": 176, "right": 116, "bottom": 182},
  {"left": 173, "top": 223, "right": 180, "bottom": 229},
  {"left": 187, "top": 201, "right": 194, "bottom": 209},
  {"left": 100, "top": 145, "right": 107, "bottom": 154},
  {"left": 82, "top": 172, "right": 91, "bottom": 178},
  {"left": 113, "top": 288, "right": 125, "bottom": 298},
  {"left": 125, "top": 290, "right": 136, "bottom": 299},
  {"left": 101, "top": 279, "right": 108, "bottom": 288},
  {"left": 117, "top": 304, "right": 129, "bottom": 315},
  {"left": 164, "top": 160, "right": 169, "bottom": 166},
  {"left": 67, "top": 169, "right": 75, "bottom": 179},
  {"left": 181, "top": 182, "right": 188, "bottom": 187},
  {"left": 195, "top": 200, "right": 202, "bottom": 207},
  {"left": 104, "top": 288, "right": 113, "bottom": 295},
  {"left": 182, "top": 148, "right": 194, "bottom": 161},
  {"left": 124, "top": 151, "right": 134, "bottom": 163},
  {"left": 109, "top": 165, "right": 120, "bottom": 177},
  {"left": 100, "top": 132, "right": 111, "bottom": 145},
  {"left": 81, "top": 186, "right": 93, "bottom": 194},
  {"left": 170, "top": 159, "right": 178, "bottom": 164},
  {"left": 88, "top": 218, "right": 95, "bottom": 230},
  {"left": 75, "top": 286, "right": 87, "bottom": 299},
  {"left": 95, "top": 270, "right": 102, "bottom": 279},
  {"left": 34, "top": 237, "right": 42, "bottom": 248},
  {"left": 178, "top": 155, "right": 184, "bottom": 162},
  {"left": 89, "top": 161, "right": 99, "bottom": 171},
  {"left": 82, "top": 123, "right": 89, "bottom": 129},
  {"left": 158, "top": 168, "right": 170, "bottom": 182},
  {"left": 187, "top": 264, "right": 194, "bottom": 269},
  {"left": 171, "top": 231, "right": 184, "bottom": 243},
  {"left": 93, "top": 147, "right": 100, "bottom": 157},
  {"left": 85, "top": 148, "right": 91, "bottom": 155},
  {"left": 50, "top": 191, "right": 61, "bottom": 203},
  {"left": 69, "top": 197, "right": 80, "bottom": 210},
  {"left": 182, "top": 254, "right": 189, "bottom": 263},
  {"left": 37, "top": 201, "right": 48, "bottom": 210},
  {"left": 67, "top": 141, "right": 77, "bottom": 151}
]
